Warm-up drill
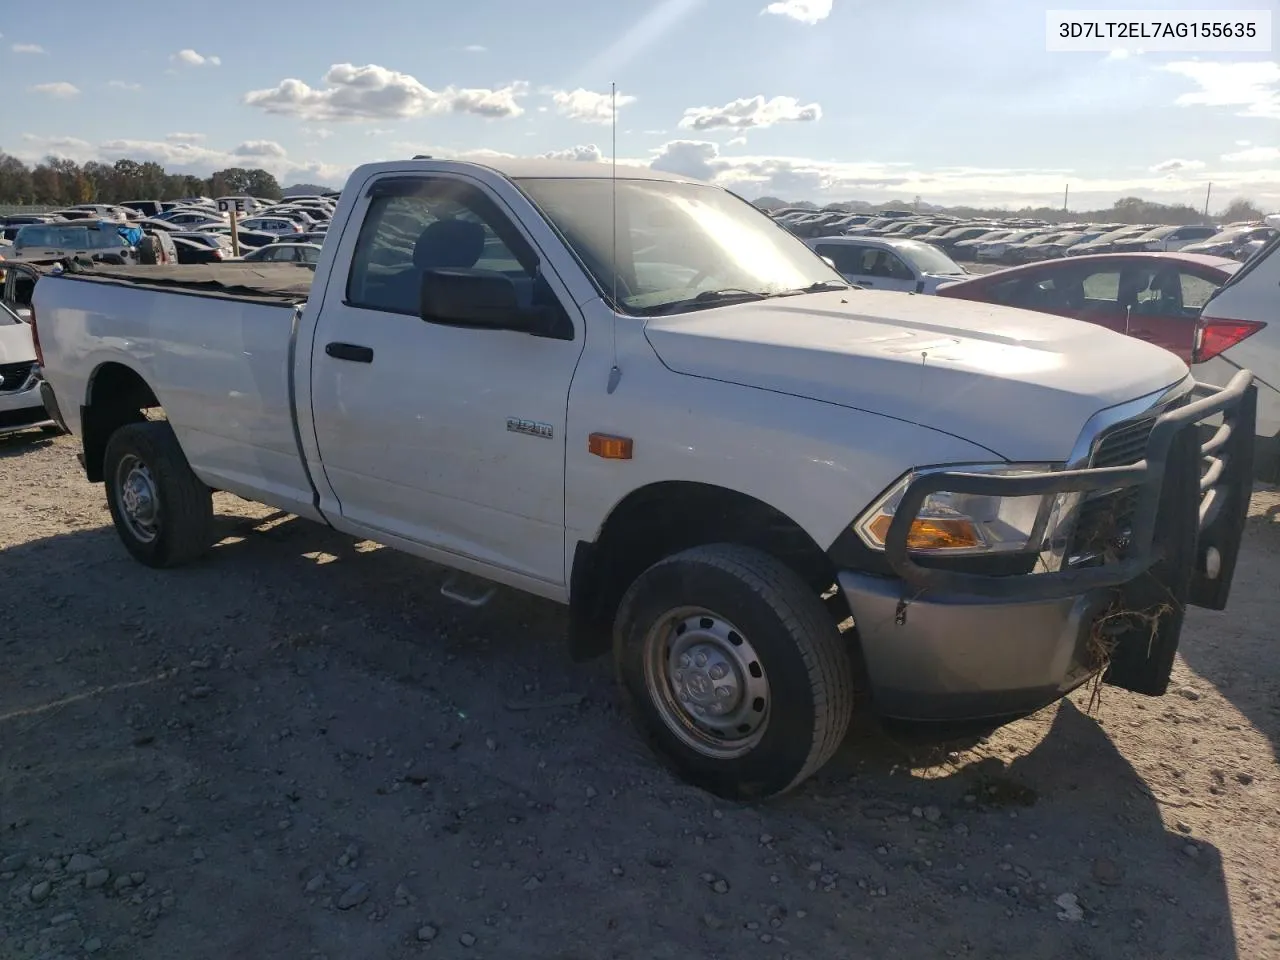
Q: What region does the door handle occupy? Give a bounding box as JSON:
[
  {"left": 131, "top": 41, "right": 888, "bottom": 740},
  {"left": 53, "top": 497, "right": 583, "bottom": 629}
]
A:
[{"left": 325, "top": 342, "right": 374, "bottom": 363}]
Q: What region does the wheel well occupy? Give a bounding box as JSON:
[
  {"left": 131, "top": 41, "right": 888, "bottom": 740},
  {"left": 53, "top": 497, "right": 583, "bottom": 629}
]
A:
[
  {"left": 80, "top": 362, "right": 161, "bottom": 483},
  {"left": 568, "top": 481, "right": 840, "bottom": 661}
]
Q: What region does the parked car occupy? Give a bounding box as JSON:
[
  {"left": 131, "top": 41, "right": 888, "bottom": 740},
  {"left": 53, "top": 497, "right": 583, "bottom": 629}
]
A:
[
  {"left": 120, "top": 201, "right": 165, "bottom": 219},
  {"left": 1111, "top": 225, "right": 1221, "bottom": 254},
  {"left": 157, "top": 209, "right": 226, "bottom": 229},
  {"left": 0, "top": 295, "right": 55, "bottom": 436},
  {"left": 238, "top": 242, "right": 322, "bottom": 265},
  {"left": 1017, "top": 230, "right": 1107, "bottom": 262},
  {"left": 936, "top": 252, "right": 1239, "bottom": 362},
  {"left": 8, "top": 221, "right": 140, "bottom": 265},
  {"left": 32, "top": 157, "right": 1256, "bottom": 800},
  {"left": 806, "top": 236, "right": 968, "bottom": 292},
  {"left": 238, "top": 216, "right": 305, "bottom": 236},
  {"left": 1193, "top": 234, "right": 1280, "bottom": 479},
  {"left": 950, "top": 230, "right": 1017, "bottom": 261},
  {"left": 1183, "top": 226, "right": 1278, "bottom": 260},
  {"left": 1066, "top": 225, "right": 1155, "bottom": 256},
  {"left": 1001, "top": 231, "right": 1079, "bottom": 265},
  {"left": 973, "top": 230, "right": 1044, "bottom": 262},
  {"left": 170, "top": 235, "right": 231, "bottom": 264}
]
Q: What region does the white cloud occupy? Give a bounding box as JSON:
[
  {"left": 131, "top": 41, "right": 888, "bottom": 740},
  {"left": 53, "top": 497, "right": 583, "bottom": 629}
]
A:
[
  {"left": 651, "top": 140, "right": 722, "bottom": 180},
  {"left": 1222, "top": 145, "right": 1280, "bottom": 163},
  {"left": 165, "top": 132, "right": 206, "bottom": 143},
  {"left": 1164, "top": 60, "right": 1280, "bottom": 119},
  {"left": 233, "top": 140, "right": 288, "bottom": 160},
  {"left": 108, "top": 80, "right": 141, "bottom": 91},
  {"left": 761, "top": 0, "right": 832, "bottom": 24},
  {"left": 1150, "top": 158, "right": 1205, "bottom": 174},
  {"left": 1236, "top": 140, "right": 1252, "bottom": 146},
  {"left": 172, "top": 48, "right": 221, "bottom": 67},
  {"left": 29, "top": 82, "right": 79, "bottom": 98},
  {"left": 679, "top": 95, "right": 821, "bottom": 130},
  {"left": 550, "top": 88, "right": 636, "bottom": 123},
  {"left": 727, "top": 136, "right": 747, "bottom": 147},
  {"left": 11, "top": 43, "right": 44, "bottom": 54},
  {"left": 244, "top": 64, "right": 529, "bottom": 121},
  {"left": 541, "top": 144, "right": 605, "bottom": 162},
  {"left": 303, "top": 127, "right": 334, "bottom": 140},
  {"left": 464, "top": 44, "right": 487, "bottom": 52}
]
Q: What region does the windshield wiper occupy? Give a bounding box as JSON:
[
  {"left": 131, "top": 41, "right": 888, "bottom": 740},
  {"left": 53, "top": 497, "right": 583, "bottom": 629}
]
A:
[
  {"left": 775, "top": 280, "right": 853, "bottom": 297},
  {"left": 635, "top": 288, "right": 772, "bottom": 316}
]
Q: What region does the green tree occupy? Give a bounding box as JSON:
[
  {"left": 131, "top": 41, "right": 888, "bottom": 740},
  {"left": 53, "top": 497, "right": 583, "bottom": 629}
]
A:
[
  {"left": 1220, "top": 198, "right": 1264, "bottom": 223},
  {"left": 0, "top": 153, "right": 35, "bottom": 203}
]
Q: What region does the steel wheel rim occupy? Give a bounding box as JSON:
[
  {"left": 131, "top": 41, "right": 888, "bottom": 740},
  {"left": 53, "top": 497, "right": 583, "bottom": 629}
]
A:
[
  {"left": 642, "top": 606, "right": 771, "bottom": 759},
  {"left": 115, "top": 454, "right": 160, "bottom": 543}
]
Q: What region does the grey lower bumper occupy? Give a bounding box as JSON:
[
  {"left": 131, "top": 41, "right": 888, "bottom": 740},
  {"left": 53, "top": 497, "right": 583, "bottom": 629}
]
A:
[{"left": 838, "top": 571, "right": 1108, "bottom": 723}]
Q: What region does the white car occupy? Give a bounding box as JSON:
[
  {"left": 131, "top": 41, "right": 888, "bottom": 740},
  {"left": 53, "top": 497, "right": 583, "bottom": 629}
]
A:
[
  {"left": 806, "top": 236, "right": 969, "bottom": 293},
  {"left": 239, "top": 216, "right": 305, "bottom": 237},
  {"left": 0, "top": 299, "right": 54, "bottom": 435},
  {"left": 239, "top": 243, "right": 322, "bottom": 265},
  {"left": 1194, "top": 234, "right": 1280, "bottom": 479},
  {"left": 32, "top": 158, "right": 1256, "bottom": 800},
  {"left": 974, "top": 230, "right": 1043, "bottom": 262}
]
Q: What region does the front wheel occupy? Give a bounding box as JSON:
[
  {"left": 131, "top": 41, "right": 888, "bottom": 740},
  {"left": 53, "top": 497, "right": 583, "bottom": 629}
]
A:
[
  {"left": 103, "top": 421, "right": 213, "bottom": 568},
  {"left": 614, "top": 544, "right": 856, "bottom": 800}
]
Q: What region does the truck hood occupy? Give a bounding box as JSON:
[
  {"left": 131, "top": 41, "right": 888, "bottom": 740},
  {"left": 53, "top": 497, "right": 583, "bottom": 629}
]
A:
[
  {"left": 644, "top": 290, "right": 1188, "bottom": 462},
  {"left": 0, "top": 321, "right": 36, "bottom": 364}
]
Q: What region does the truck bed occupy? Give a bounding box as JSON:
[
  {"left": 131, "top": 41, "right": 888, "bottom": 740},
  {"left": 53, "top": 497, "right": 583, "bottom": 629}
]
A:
[{"left": 47, "top": 262, "right": 313, "bottom": 305}]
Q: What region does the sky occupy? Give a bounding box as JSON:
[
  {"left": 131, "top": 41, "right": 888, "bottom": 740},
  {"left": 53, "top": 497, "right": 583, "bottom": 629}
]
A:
[{"left": 0, "top": 0, "right": 1277, "bottom": 211}]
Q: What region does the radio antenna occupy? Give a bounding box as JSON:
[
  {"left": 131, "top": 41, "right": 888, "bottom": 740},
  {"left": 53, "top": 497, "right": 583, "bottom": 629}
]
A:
[{"left": 607, "top": 80, "right": 622, "bottom": 394}]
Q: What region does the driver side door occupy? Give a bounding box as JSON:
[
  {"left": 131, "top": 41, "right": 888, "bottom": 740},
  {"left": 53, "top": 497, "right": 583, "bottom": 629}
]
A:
[{"left": 308, "top": 173, "right": 586, "bottom": 589}]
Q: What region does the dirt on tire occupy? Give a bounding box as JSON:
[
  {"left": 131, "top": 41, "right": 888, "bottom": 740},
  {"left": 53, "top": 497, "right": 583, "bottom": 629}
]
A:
[{"left": 1, "top": 431, "right": 1277, "bottom": 959}]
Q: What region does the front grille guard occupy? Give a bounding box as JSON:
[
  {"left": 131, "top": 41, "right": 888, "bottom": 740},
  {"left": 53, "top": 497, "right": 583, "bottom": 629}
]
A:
[{"left": 883, "top": 370, "right": 1257, "bottom": 601}]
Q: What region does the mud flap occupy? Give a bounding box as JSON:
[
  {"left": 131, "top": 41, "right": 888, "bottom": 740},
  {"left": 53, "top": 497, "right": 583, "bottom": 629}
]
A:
[
  {"left": 1189, "top": 384, "right": 1256, "bottom": 611},
  {"left": 1102, "top": 425, "right": 1201, "bottom": 696}
]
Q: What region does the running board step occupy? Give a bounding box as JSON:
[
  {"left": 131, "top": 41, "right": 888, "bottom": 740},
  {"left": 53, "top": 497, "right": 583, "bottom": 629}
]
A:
[{"left": 440, "top": 574, "right": 496, "bottom": 608}]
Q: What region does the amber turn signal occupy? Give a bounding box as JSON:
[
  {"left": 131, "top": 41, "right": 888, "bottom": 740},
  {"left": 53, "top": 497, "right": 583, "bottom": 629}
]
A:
[
  {"left": 588, "top": 433, "right": 633, "bottom": 460},
  {"left": 866, "top": 514, "right": 983, "bottom": 551}
]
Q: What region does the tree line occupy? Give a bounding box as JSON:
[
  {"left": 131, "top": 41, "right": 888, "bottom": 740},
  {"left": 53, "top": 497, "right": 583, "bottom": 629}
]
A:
[
  {"left": 0, "top": 152, "right": 285, "bottom": 206},
  {"left": 755, "top": 194, "right": 1269, "bottom": 226}
]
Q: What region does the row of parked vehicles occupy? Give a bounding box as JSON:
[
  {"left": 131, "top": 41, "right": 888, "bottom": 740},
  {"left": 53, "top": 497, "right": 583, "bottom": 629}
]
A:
[
  {"left": 773, "top": 206, "right": 1278, "bottom": 266},
  {"left": 0, "top": 194, "right": 336, "bottom": 268}
]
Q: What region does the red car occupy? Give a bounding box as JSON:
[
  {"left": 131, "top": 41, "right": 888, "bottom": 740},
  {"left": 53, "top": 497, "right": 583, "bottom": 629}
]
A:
[{"left": 935, "top": 252, "right": 1241, "bottom": 363}]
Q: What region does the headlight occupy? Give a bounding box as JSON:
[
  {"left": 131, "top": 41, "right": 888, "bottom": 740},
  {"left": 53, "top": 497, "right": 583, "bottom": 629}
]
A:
[{"left": 854, "top": 463, "right": 1058, "bottom": 555}]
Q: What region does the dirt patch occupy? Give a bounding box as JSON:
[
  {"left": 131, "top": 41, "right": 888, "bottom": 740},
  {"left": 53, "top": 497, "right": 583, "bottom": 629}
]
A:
[{"left": 1, "top": 433, "right": 1277, "bottom": 959}]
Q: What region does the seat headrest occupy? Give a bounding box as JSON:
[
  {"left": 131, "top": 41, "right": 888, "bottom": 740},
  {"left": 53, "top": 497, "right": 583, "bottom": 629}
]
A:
[{"left": 413, "top": 219, "right": 487, "bottom": 271}]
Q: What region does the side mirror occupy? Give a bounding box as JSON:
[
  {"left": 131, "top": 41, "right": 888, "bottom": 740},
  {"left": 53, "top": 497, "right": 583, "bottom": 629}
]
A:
[{"left": 419, "top": 267, "right": 538, "bottom": 332}]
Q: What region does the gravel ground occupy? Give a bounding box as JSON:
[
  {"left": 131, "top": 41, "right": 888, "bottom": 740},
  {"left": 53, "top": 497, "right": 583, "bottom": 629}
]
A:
[{"left": 1, "top": 431, "right": 1277, "bottom": 960}]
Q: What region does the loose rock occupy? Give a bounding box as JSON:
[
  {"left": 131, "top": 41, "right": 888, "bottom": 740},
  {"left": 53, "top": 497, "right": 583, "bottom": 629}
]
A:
[
  {"left": 337, "top": 882, "right": 370, "bottom": 910},
  {"left": 1055, "top": 893, "right": 1084, "bottom": 922},
  {"left": 1092, "top": 858, "right": 1123, "bottom": 886},
  {"left": 417, "top": 924, "right": 438, "bottom": 942},
  {"left": 30, "top": 880, "right": 52, "bottom": 903},
  {"left": 84, "top": 869, "right": 111, "bottom": 890},
  {"left": 2, "top": 852, "right": 29, "bottom": 872},
  {"left": 459, "top": 931, "right": 477, "bottom": 947},
  {"left": 66, "top": 853, "right": 100, "bottom": 874},
  {"left": 711, "top": 878, "right": 729, "bottom": 894},
  {"left": 305, "top": 873, "right": 327, "bottom": 893}
]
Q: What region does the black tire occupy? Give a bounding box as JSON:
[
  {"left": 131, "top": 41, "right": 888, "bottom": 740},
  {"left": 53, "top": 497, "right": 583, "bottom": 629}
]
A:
[
  {"left": 614, "top": 544, "right": 855, "bottom": 800},
  {"left": 103, "top": 421, "right": 213, "bottom": 568}
]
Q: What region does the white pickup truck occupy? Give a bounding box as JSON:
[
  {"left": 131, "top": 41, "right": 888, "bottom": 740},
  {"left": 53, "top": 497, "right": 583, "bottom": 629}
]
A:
[{"left": 33, "top": 158, "right": 1257, "bottom": 799}]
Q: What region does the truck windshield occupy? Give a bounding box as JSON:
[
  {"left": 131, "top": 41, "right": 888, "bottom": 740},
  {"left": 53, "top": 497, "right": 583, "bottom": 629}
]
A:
[{"left": 515, "top": 177, "right": 846, "bottom": 315}]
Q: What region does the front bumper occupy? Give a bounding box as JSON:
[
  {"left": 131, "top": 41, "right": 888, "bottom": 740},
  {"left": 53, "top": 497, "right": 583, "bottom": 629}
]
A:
[
  {"left": 0, "top": 364, "right": 54, "bottom": 435},
  {"left": 838, "top": 371, "right": 1257, "bottom": 724}
]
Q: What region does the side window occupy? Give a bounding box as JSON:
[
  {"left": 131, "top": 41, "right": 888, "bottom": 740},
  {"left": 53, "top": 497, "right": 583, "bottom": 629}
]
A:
[
  {"left": 1179, "top": 272, "right": 1219, "bottom": 312},
  {"left": 300, "top": 247, "right": 320, "bottom": 264},
  {"left": 814, "top": 244, "right": 864, "bottom": 275},
  {"left": 347, "top": 179, "right": 537, "bottom": 316},
  {"left": 1080, "top": 269, "right": 1121, "bottom": 306},
  {"left": 983, "top": 277, "right": 1027, "bottom": 306}
]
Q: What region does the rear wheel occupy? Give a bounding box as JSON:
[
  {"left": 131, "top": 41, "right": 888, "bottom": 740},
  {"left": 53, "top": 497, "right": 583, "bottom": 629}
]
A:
[
  {"left": 103, "top": 421, "right": 213, "bottom": 568},
  {"left": 614, "top": 544, "right": 855, "bottom": 800}
]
